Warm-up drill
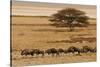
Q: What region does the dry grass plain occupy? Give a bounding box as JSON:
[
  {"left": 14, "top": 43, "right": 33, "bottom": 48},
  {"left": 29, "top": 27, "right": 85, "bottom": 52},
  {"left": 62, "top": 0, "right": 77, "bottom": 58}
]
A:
[{"left": 11, "top": 16, "right": 96, "bottom": 66}]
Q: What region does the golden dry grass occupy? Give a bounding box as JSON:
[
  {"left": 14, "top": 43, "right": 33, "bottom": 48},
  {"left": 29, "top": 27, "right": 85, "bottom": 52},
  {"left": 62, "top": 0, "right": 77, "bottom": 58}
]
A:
[{"left": 11, "top": 16, "right": 96, "bottom": 66}]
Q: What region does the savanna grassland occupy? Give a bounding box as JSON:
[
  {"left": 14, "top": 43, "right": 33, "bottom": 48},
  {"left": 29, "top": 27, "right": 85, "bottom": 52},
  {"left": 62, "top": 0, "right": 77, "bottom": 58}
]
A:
[{"left": 11, "top": 16, "right": 96, "bottom": 66}]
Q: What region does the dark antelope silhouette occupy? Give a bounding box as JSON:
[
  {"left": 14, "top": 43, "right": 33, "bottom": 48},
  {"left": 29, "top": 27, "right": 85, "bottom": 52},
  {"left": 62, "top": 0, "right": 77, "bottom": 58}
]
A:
[
  {"left": 21, "top": 49, "right": 44, "bottom": 57},
  {"left": 45, "top": 48, "right": 59, "bottom": 56},
  {"left": 57, "top": 48, "right": 65, "bottom": 55},
  {"left": 82, "top": 46, "right": 95, "bottom": 53},
  {"left": 21, "top": 49, "right": 31, "bottom": 56},
  {"left": 66, "top": 46, "right": 81, "bottom": 55}
]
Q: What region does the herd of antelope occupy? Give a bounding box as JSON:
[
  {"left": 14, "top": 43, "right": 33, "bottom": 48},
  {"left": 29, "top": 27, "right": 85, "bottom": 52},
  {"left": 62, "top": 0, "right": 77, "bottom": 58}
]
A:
[{"left": 21, "top": 46, "right": 96, "bottom": 57}]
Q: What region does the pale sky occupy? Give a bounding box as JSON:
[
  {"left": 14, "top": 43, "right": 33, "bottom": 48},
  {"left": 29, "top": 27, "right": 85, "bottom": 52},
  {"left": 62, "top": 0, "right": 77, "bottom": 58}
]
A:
[{"left": 12, "top": 1, "right": 96, "bottom": 18}]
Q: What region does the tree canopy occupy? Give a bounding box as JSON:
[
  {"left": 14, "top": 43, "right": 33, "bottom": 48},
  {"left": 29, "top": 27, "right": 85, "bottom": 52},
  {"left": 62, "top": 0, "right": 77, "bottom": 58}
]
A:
[{"left": 49, "top": 8, "right": 89, "bottom": 31}]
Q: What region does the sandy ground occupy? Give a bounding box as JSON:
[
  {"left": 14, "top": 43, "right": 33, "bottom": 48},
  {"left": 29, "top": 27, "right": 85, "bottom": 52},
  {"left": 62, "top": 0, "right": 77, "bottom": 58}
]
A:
[
  {"left": 12, "top": 51, "right": 96, "bottom": 66},
  {"left": 11, "top": 16, "right": 96, "bottom": 66}
]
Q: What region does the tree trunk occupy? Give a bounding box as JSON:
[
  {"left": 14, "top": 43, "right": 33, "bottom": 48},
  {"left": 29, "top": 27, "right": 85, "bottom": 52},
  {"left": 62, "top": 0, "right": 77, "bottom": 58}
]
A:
[
  {"left": 70, "top": 27, "right": 73, "bottom": 31},
  {"left": 69, "top": 24, "right": 74, "bottom": 31}
]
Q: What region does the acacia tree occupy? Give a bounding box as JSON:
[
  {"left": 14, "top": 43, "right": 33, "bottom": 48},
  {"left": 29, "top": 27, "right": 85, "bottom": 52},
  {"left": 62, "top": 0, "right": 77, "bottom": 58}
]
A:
[{"left": 49, "top": 8, "right": 89, "bottom": 31}]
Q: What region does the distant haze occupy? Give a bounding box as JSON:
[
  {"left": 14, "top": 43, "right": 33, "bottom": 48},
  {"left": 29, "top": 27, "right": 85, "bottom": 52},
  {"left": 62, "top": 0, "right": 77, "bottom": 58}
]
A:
[{"left": 12, "top": 1, "right": 96, "bottom": 18}]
